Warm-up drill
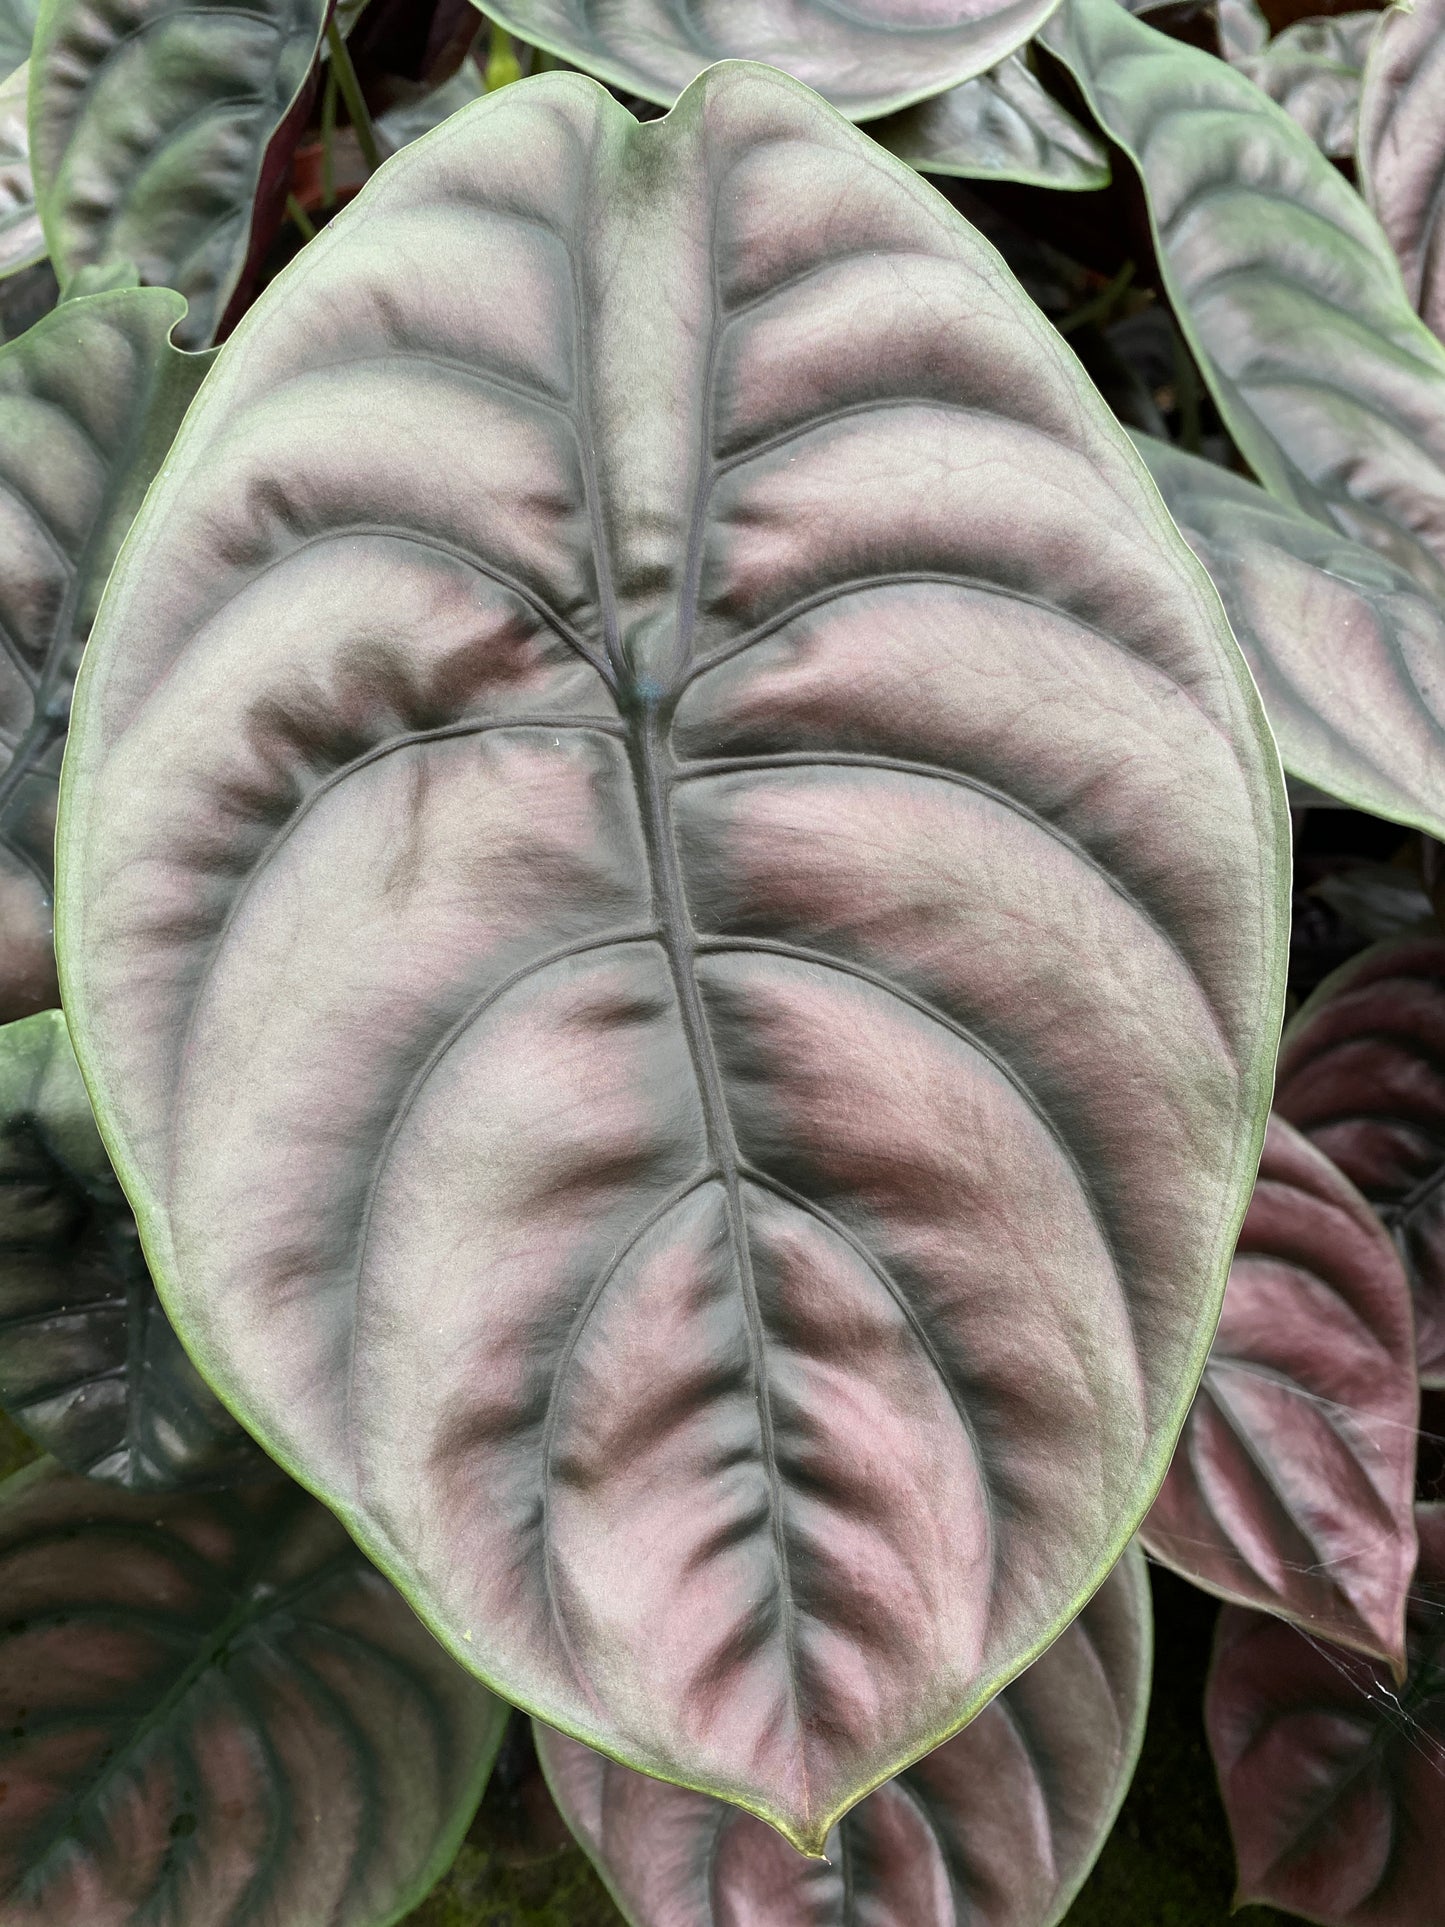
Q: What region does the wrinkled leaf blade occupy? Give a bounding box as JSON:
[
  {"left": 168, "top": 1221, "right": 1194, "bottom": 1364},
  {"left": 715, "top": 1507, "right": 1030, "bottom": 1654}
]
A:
[
  {"left": 28, "top": 0, "right": 330, "bottom": 348},
  {"left": 56, "top": 63, "right": 1289, "bottom": 1849},
  {"left": 474, "top": 0, "right": 1069, "bottom": 119},
  {"left": 0, "top": 285, "right": 208, "bottom": 1022},
  {"left": 538, "top": 1541, "right": 1150, "bottom": 1926},
  {"left": 1359, "top": 0, "right": 1445, "bottom": 342},
  {"left": 1275, "top": 936, "right": 1445, "bottom": 1385},
  {"left": 0, "top": 1458, "right": 506, "bottom": 1925},
  {"left": 0, "top": 63, "right": 41, "bottom": 277},
  {"left": 1134, "top": 433, "right": 1445, "bottom": 840},
  {"left": 0, "top": 1008, "right": 267, "bottom": 1488},
  {"left": 1046, "top": 0, "right": 1445, "bottom": 599},
  {"left": 1236, "top": 12, "right": 1378, "bottom": 160},
  {"left": 868, "top": 51, "right": 1109, "bottom": 190},
  {"left": 1144, "top": 1115, "right": 1417, "bottom": 1667},
  {"left": 1207, "top": 1505, "right": 1445, "bottom": 1924}
]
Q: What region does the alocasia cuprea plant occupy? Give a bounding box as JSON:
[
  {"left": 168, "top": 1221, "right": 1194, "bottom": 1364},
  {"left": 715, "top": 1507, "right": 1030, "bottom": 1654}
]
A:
[{"left": 0, "top": 0, "right": 1439, "bottom": 1919}]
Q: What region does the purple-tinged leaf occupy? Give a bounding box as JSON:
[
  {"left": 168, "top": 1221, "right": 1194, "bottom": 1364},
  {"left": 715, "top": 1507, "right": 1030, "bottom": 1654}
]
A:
[
  {"left": 1046, "top": 0, "right": 1445, "bottom": 599},
  {"left": 1276, "top": 938, "right": 1445, "bottom": 1386},
  {"left": 869, "top": 52, "right": 1110, "bottom": 190},
  {"left": 0, "top": 1458, "right": 506, "bottom": 1926},
  {"left": 1359, "top": 0, "right": 1445, "bottom": 342},
  {"left": 29, "top": 0, "right": 331, "bottom": 349},
  {"left": 537, "top": 1543, "right": 1150, "bottom": 1927},
  {"left": 1235, "top": 12, "right": 1379, "bottom": 160},
  {"left": 1134, "top": 435, "right": 1445, "bottom": 840},
  {"left": 0, "top": 1009, "right": 265, "bottom": 1489},
  {"left": 1207, "top": 1504, "right": 1445, "bottom": 1924},
  {"left": 1144, "top": 1116, "right": 1417, "bottom": 1668},
  {"left": 0, "top": 285, "right": 208, "bottom": 1022},
  {"left": 0, "top": 63, "right": 41, "bottom": 277},
  {"left": 55, "top": 62, "right": 1289, "bottom": 1850},
  {"left": 473, "top": 0, "right": 1068, "bottom": 119}
]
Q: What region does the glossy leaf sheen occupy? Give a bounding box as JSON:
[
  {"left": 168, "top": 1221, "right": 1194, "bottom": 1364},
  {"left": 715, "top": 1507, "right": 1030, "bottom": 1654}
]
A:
[
  {"left": 1359, "top": 0, "right": 1445, "bottom": 343},
  {"left": 29, "top": 0, "right": 329, "bottom": 348},
  {"left": 538, "top": 1542, "right": 1150, "bottom": 1927},
  {"left": 1207, "top": 1504, "right": 1445, "bottom": 1925},
  {"left": 1275, "top": 937, "right": 1445, "bottom": 1386},
  {"left": 1235, "top": 12, "right": 1378, "bottom": 160},
  {"left": 1144, "top": 1116, "right": 1417, "bottom": 1667},
  {"left": 0, "top": 62, "right": 41, "bottom": 276},
  {"left": 0, "top": 0, "right": 35, "bottom": 81},
  {"left": 0, "top": 286, "right": 207, "bottom": 1022},
  {"left": 869, "top": 52, "right": 1110, "bottom": 189},
  {"left": 0, "top": 1458, "right": 506, "bottom": 1926},
  {"left": 1046, "top": 0, "right": 1445, "bottom": 599},
  {"left": 473, "top": 0, "right": 1066, "bottom": 118},
  {"left": 1134, "top": 434, "right": 1445, "bottom": 839},
  {"left": 0, "top": 1008, "right": 264, "bottom": 1488},
  {"left": 56, "top": 64, "right": 1289, "bottom": 1849}
]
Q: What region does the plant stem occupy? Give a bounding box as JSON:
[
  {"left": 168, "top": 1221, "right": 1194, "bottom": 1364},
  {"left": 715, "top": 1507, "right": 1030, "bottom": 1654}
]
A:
[
  {"left": 285, "top": 194, "right": 318, "bottom": 243},
  {"left": 325, "top": 19, "right": 382, "bottom": 175},
  {"left": 1057, "top": 260, "right": 1135, "bottom": 338},
  {"left": 1173, "top": 325, "right": 1203, "bottom": 454},
  {"left": 485, "top": 22, "right": 522, "bottom": 90},
  {"left": 320, "top": 64, "right": 337, "bottom": 208}
]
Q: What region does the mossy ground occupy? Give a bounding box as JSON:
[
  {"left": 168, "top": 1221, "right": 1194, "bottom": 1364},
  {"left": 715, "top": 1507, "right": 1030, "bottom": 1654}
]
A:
[{"left": 0, "top": 1415, "right": 1288, "bottom": 1924}]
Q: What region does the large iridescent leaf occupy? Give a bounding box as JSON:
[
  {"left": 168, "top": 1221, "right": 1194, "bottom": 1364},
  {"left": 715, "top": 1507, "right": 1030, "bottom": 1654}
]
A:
[
  {"left": 1358, "top": 0, "right": 1445, "bottom": 343},
  {"left": 472, "top": 0, "right": 1066, "bottom": 118},
  {"left": 0, "top": 1008, "right": 264, "bottom": 1488},
  {"left": 28, "top": 0, "right": 330, "bottom": 349},
  {"left": 537, "top": 1542, "right": 1150, "bottom": 1927},
  {"left": 1235, "top": 12, "right": 1379, "bottom": 160},
  {"left": 0, "top": 1458, "right": 506, "bottom": 1925},
  {"left": 1045, "top": 0, "right": 1445, "bottom": 599},
  {"left": 1144, "top": 1116, "right": 1417, "bottom": 1668},
  {"left": 0, "top": 285, "right": 207, "bottom": 1022},
  {"left": 869, "top": 52, "right": 1110, "bottom": 190},
  {"left": 1275, "top": 937, "right": 1445, "bottom": 1386},
  {"left": 55, "top": 63, "right": 1289, "bottom": 1848},
  {"left": 1207, "top": 1504, "right": 1445, "bottom": 1924},
  {"left": 1134, "top": 435, "right": 1445, "bottom": 839},
  {"left": 0, "top": 63, "right": 40, "bottom": 277}
]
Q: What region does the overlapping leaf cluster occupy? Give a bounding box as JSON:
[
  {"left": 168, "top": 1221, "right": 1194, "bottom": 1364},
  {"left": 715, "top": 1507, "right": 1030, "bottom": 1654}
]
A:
[{"left": 0, "top": 0, "right": 1442, "bottom": 1922}]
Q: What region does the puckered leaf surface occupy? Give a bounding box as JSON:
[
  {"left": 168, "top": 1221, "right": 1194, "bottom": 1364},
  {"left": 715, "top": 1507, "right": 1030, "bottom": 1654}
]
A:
[
  {"left": 0, "top": 1458, "right": 506, "bottom": 1926},
  {"left": 474, "top": 0, "right": 1066, "bottom": 118},
  {"left": 29, "top": 0, "right": 329, "bottom": 347},
  {"left": 1359, "top": 0, "right": 1445, "bottom": 343},
  {"left": 869, "top": 51, "right": 1109, "bottom": 189},
  {"left": 0, "top": 285, "right": 207, "bottom": 1022},
  {"left": 55, "top": 63, "right": 1288, "bottom": 1849},
  {"left": 1046, "top": 0, "right": 1445, "bottom": 599},
  {"left": 0, "top": 62, "right": 40, "bottom": 277},
  {"left": 537, "top": 1542, "right": 1150, "bottom": 1926},
  {"left": 1135, "top": 434, "right": 1445, "bottom": 839},
  {"left": 1234, "top": 12, "right": 1378, "bottom": 160},
  {"left": 0, "top": 1008, "right": 265, "bottom": 1488},
  {"left": 1275, "top": 937, "right": 1445, "bottom": 1386},
  {"left": 1144, "top": 1116, "right": 1418, "bottom": 1668},
  {"left": 1207, "top": 1505, "right": 1445, "bottom": 1925}
]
